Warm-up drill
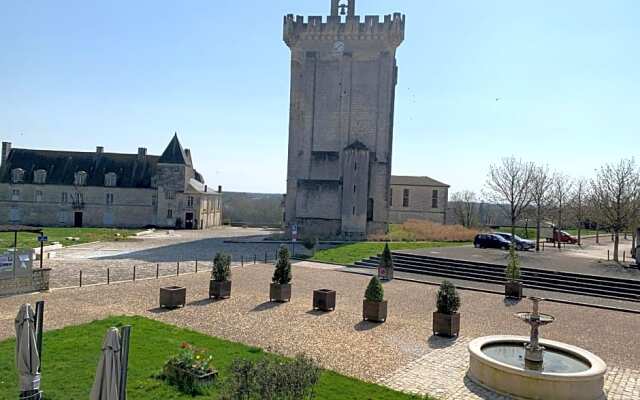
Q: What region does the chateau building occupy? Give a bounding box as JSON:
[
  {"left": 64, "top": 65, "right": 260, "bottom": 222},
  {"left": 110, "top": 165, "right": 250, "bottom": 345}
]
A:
[
  {"left": 0, "top": 135, "right": 222, "bottom": 229},
  {"left": 283, "top": 0, "right": 405, "bottom": 239},
  {"left": 389, "top": 176, "right": 450, "bottom": 225}
]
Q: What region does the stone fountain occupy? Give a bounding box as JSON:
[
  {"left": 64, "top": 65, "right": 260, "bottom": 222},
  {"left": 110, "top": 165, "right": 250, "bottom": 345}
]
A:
[{"left": 467, "top": 297, "right": 607, "bottom": 400}]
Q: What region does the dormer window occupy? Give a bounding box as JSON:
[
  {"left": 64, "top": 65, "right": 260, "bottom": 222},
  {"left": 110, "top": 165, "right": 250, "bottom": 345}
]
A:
[
  {"left": 74, "top": 171, "right": 87, "bottom": 186},
  {"left": 34, "top": 169, "right": 47, "bottom": 184},
  {"left": 105, "top": 172, "right": 117, "bottom": 187},
  {"left": 11, "top": 168, "right": 25, "bottom": 184}
]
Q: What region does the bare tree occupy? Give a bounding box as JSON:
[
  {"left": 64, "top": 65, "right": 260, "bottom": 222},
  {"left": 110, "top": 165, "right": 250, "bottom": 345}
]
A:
[
  {"left": 485, "top": 157, "right": 535, "bottom": 243},
  {"left": 571, "top": 178, "right": 588, "bottom": 246},
  {"left": 451, "top": 190, "right": 477, "bottom": 228},
  {"left": 590, "top": 158, "right": 640, "bottom": 262},
  {"left": 552, "top": 174, "right": 574, "bottom": 248},
  {"left": 530, "top": 165, "right": 554, "bottom": 251}
]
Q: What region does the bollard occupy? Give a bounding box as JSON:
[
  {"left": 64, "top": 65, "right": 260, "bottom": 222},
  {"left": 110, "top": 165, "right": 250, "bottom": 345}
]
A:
[
  {"left": 195, "top": 261, "right": 198, "bottom": 273},
  {"left": 254, "top": 254, "right": 256, "bottom": 264},
  {"left": 608, "top": 250, "right": 610, "bottom": 261},
  {"left": 177, "top": 263, "right": 180, "bottom": 276},
  {"left": 241, "top": 256, "right": 244, "bottom": 267},
  {"left": 623, "top": 251, "right": 626, "bottom": 262},
  {"left": 156, "top": 264, "right": 159, "bottom": 279},
  {"left": 107, "top": 268, "right": 110, "bottom": 285},
  {"left": 264, "top": 252, "right": 267, "bottom": 263},
  {"left": 79, "top": 270, "right": 83, "bottom": 288},
  {"left": 133, "top": 265, "right": 137, "bottom": 281}
]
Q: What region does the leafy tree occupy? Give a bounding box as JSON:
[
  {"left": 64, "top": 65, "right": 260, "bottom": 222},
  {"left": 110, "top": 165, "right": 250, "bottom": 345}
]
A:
[
  {"left": 212, "top": 252, "right": 231, "bottom": 282},
  {"left": 364, "top": 276, "right": 384, "bottom": 302},
  {"left": 272, "top": 245, "right": 292, "bottom": 284},
  {"left": 436, "top": 280, "right": 461, "bottom": 315}
]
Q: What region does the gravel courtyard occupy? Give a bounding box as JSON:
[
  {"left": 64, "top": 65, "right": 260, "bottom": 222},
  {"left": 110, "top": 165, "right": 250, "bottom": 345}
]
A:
[{"left": 0, "top": 261, "right": 638, "bottom": 398}]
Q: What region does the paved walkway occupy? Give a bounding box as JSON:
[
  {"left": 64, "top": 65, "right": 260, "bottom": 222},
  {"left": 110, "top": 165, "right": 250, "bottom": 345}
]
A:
[{"left": 1, "top": 262, "right": 638, "bottom": 399}]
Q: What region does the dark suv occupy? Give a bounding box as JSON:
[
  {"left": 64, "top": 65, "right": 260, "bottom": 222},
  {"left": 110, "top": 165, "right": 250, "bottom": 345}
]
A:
[
  {"left": 474, "top": 233, "right": 511, "bottom": 250},
  {"left": 493, "top": 232, "right": 535, "bottom": 251}
]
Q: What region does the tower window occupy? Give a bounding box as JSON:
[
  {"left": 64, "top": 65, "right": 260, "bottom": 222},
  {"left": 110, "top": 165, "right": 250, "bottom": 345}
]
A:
[
  {"left": 167, "top": 209, "right": 173, "bottom": 218},
  {"left": 403, "top": 189, "right": 410, "bottom": 207},
  {"left": 432, "top": 190, "right": 439, "bottom": 209},
  {"left": 353, "top": 185, "right": 356, "bottom": 193},
  {"left": 352, "top": 206, "right": 356, "bottom": 216},
  {"left": 106, "top": 193, "right": 114, "bottom": 205}
]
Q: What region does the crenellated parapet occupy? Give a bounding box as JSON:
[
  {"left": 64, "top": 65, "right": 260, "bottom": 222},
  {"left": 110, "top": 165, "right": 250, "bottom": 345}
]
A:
[{"left": 283, "top": 13, "right": 405, "bottom": 48}]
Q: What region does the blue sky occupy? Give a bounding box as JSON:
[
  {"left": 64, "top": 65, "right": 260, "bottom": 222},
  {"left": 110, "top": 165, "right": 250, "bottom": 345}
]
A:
[{"left": 1, "top": 1, "right": 638, "bottom": 194}]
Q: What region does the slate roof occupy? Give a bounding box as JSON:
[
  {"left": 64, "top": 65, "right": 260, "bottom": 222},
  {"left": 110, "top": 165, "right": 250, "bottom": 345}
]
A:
[
  {"left": 0, "top": 148, "right": 160, "bottom": 188},
  {"left": 391, "top": 175, "right": 449, "bottom": 188},
  {"left": 159, "top": 133, "right": 189, "bottom": 165}
]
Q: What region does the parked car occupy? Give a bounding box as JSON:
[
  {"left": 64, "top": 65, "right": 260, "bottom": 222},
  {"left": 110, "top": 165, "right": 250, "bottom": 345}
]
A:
[
  {"left": 493, "top": 232, "right": 535, "bottom": 251},
  {"left": 473, "top": 234, "right": 511, "bottom": 250},
  {"left": 555, "top": 230, "right": 578, "bottom": 244}
]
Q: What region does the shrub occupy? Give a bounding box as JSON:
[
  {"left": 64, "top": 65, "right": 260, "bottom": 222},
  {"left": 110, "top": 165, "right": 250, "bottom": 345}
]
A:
[
  {"left": 505, "top": 245, "right": 521, "bottom": 281},
  {"left": 370, "top": 220, "right": 478, "bottom": 242},
  {"left": 378, "top": 242, "right": 393, "bottom": 271},
  {"left": 162, "top": 342, "right": 215, "bottom": 395},
  {"left": 436, "top": 280, "right": 461, "bottom": 314},
  {"left": 220, "top": 354, "right": 320, "bottom": 400},
  {"left": 212, "top": 252, "right": 231, "bottom": 282},
  {"left": 272, "top": 245, "right": 292, "bottom": 284},
  {"left": 302, "top": 236, "right": 317, "bottom": 250},
  {"left": 364, "top": 276, "right": 384, "bottom": 302}
]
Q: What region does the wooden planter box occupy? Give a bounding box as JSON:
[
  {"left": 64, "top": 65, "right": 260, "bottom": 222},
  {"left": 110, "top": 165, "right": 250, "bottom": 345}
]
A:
[
  {"left": 270, "top": 283, "right": 291, "bottom": 302},
  {"left": 313, "top": 289, "right": 336, "bottom": 311},
  {"left": 433, "top": 312, "right": 460, "bottom": 337},
  {"left": 209, "top": 280, "right": 231, "bottom": 299},
  {"left": 505, "top": 281, "right": 523, "bottom": 299},
  {"left": 163, "top": 363, "right": 217, "bottom": 392},
  {"left": 363, "top": 300, "right": 387, "bottom": 323},
  {"left": 160, "top": 286, "right": 186, "bottom": 309}
]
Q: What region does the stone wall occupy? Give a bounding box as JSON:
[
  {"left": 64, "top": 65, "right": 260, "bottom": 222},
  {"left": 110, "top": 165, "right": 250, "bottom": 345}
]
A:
[
  {"left": 0, "top": 268, "right": 50, "bottom": 297},
  {"left": 389, "top": 184, "right": 449, "bottom": 225}
]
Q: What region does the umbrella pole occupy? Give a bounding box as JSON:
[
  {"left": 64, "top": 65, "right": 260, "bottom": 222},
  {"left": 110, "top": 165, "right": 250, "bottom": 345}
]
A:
[
  {"left": 118, "top": 326, "right": 131, "bottom": 400},
  {"left": 34, "top": 301, "right": 44, "bottom": 372}
]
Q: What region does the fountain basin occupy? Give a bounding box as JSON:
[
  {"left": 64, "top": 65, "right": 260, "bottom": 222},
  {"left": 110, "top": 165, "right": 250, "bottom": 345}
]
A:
[{"left": 468, "top": 336, "right": 606, "bottom": 400}]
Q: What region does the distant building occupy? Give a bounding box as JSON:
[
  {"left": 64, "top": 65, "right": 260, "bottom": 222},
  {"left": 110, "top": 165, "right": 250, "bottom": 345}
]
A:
[
  {"left": 389, "top": 176, "right": 449, "bottom": 224},
  {"left": 0, "top": 134, "right": 222, "bottom": 229},
  {"left": 283, "top": 0, "right": 405, "bottom": 239}
]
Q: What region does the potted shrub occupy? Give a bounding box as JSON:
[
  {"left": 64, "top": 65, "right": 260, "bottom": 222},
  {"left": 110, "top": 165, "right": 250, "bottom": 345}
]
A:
[
  {"left": 209, "top": 252, "right": 231, "bottom": 299},
  {"left": 505, "top": 245, "right": 523, "bottom": 299},
  {"left": 362, "top": 276, "right": 387, "bottom": 322},
  {"left": 163, "top": 342, "right": 217, "bottom": 395},
  {"left": 433, "top": 280, "right": 461, "bottom": 337},
  {"left": 377, "top": 243, "right": 394, "bottom": 281},
  {"left": 270, "top": 245, "right": 292, "bottom": 302},
  {"left": 160, "top": 286, "right": 186, "bottom": 309}
]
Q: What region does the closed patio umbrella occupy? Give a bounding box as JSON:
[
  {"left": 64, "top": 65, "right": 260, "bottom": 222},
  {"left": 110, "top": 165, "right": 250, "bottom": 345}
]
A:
[
  {"left": 15, "top": 304, "right": 41, "bottom": 399},
  {"left": 90, "top": 328, "right": 121, "bottom": 400}
]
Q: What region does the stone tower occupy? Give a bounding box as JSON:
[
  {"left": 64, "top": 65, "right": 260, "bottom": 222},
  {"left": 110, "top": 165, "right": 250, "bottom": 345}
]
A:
[{"left": 283, "top": 0, "right": 405, "bottom": 239}]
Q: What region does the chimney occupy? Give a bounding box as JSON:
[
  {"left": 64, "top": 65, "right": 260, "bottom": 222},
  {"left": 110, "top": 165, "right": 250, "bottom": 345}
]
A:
[
  {"left": 184, "top": 148, "right": 193, "bottom": 165},
  {"left": 1, "top": 142, "right": 11, "bottom": 166},
  {"left": 96, "top": 146, "right": 104, "bottom": 154},
  {"left": 218, "top": 185, "right": 222, "bottom": 194},
  {"left": 137, "top": 147, "right": 147, "bottom": 160}
]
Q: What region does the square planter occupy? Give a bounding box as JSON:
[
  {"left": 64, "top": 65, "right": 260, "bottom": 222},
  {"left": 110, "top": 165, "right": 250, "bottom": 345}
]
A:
[
  {"left": 432, "top": 311, "right": 460, "bottom": 337},
  {"left": 363, "top": 300, "right": 387, "bottom": 323},
  {"left": 163, "top": 363, "right": 217, "bottom": 392},
  {"left": 505, "top": 281, "right": 523, "bottom": 299},
  {"left": 270, "top": 283, "right": 291, "bottom": 302},
  {"left": 209, "top": 280, "right": 231, "bottom": 299},
  {"left": 313, "top": 289, "right": 336, "bottom": 311},
  {"left": 160, "top": 286, "right": 186, "bottom": 309}
]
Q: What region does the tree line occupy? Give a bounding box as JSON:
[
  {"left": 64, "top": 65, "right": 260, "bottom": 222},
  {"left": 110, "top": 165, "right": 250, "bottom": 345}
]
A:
[{"left": 451, "top": 157, "right": 640, "bottom": 262}]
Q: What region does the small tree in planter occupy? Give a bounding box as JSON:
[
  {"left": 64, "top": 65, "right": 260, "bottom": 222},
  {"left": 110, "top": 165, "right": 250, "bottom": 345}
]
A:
[
  {"left": 378, "top": 243, "right": 394, "bottom": 281},
  {"left": 270, "top": 245, "right": 292, "bottom": 302},
  {"left": 505, "top": 245, "right": 523, "bottom": 299},
  {"left": 433, "top": 280, "right": 461, "bottom": 337},
  {"left": 210, "top": 252, "right": 231, "bottom": 299},
  {"left": 363, "top": 276, "right": 387, "bottom": 322}
]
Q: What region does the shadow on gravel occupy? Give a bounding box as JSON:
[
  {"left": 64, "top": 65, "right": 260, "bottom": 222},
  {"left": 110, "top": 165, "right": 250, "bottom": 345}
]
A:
[
  {"left": 188, "top": 298, "right": 221, "bottom": 307},
  {"left": 427, "top": 335, "right": 458, "bottom": 349},
  {"left": 354, "top": 320, "right": 382, "bottom": 331},
  {"left": 306, "top": 309, "right": 330, "bottom": 316},
  {"left": 147, "top": 307, "right": 177, "bottom": 314},
  {"left": 251, "top": 301, "right": 284, "bottom": 312}
]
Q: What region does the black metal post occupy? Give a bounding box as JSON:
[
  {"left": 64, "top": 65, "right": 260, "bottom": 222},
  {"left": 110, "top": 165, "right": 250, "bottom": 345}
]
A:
[
  {"left": 254, "top": 254, "right": 256, "bottom": 264},
  {"left": 241, "top": 256, "right": 244, "bottom": 267},
  {"left": 79, "top": 271, "right": 83, "bottom": 287},
  {"left": 195, "top": 261, "right": 198, "bottom": 273},
  {"left": 177, "top": 263, "right": 180, "bottom": 276},
  {"left": 133, "top": 265, "right": 136, "bottom": 281},
  {"left": 119, "top": 325, "right": 132, "bottom": 400},
  {"left": 107, "top": 268, "right": 110, "bottom": 285},
  {"left": 156, "top": 264, "right": 159, "bottom": 279},
  {"left": 39, "top": 240, "right": 44, "bottom": 269},
  {"left": 264, "top": 252, "right": 267, "bottom": 263}
]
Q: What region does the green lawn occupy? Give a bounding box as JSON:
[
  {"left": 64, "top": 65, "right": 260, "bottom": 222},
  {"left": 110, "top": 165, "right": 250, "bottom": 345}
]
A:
[
  {"left": 0, "top": 316, "right": 431, "bottom": 400},
  {"left": 0, "top": 227, "right": 141, "bottom": 252},
  {"left": 312, "top": 241, "right": 467, "bottom": 265}
]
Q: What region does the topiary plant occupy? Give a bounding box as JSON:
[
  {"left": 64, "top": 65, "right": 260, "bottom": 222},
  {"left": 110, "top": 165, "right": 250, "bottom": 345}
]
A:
[
  {"left": 378, "top": 242, "right": 393, "bottom": 277},
  {"left": 365, "top": 276, "right": 384, "bottom": 302},
  {"left": 272, "top": 245, "right": 292, "bottom": 285},
  {"left": 505, "top": 244, "right": 521, "bottom": 281},
  {"left": 436, "top": 280, "right": 461, "bottom": 315},
  {"left": 212, "top": 252, "right": 231, "bottom": 282}
]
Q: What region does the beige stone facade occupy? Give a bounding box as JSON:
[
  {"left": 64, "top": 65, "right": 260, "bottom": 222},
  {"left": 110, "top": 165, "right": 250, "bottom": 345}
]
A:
[
  {"left": 283, "top": 0, "right": 405, "bottom": 239},
  {"left": 0, "top": 135, "right": 222, "bottom": 229},
  {"left": 389, "top": 175, "right": 449, "bottom": 224}
]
